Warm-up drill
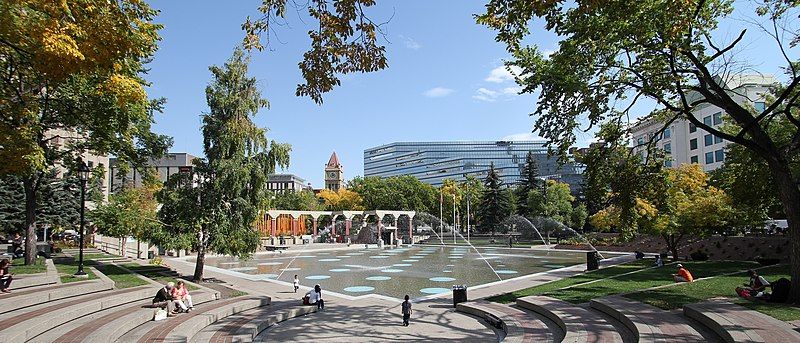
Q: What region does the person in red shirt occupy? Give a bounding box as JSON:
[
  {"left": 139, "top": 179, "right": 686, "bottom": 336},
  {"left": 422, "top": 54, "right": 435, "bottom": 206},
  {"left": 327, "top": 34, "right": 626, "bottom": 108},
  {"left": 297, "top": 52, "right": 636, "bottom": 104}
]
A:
[{"left": 673, "top": 264, "right": 694, "bottom": 283}]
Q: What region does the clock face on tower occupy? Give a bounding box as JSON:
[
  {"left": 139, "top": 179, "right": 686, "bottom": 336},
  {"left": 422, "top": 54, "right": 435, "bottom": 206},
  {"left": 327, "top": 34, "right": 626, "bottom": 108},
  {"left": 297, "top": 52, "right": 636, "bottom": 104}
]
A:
[{"left": 328, "top": 172, "right": 336, "bottom": 179}]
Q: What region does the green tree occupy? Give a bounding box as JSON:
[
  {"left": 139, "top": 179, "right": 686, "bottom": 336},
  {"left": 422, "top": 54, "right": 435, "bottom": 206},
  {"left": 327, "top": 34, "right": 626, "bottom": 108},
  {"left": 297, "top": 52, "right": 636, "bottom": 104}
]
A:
[
  {"left": 571, "top": 202, "right": 588, "bottom": 231},
  {"left": 0, "top": 169, "right": 81, "bottom": 237},
  {"left": 515, "top": 151, "right": 541, "bottom": 217},
  {"left": 270, "top": 190, "right": 323, "bottom": 211},
  {"left": 91, "top": 169, "right": 161, "bottom": 258},
  {"left": 1, "top": 0, "right": 171, "bottom": 264},
  {"left": 156, "top": 49, "right": 290, "bottom": 281},
  {"left": 478, "top": 0, "right": 800, "bottom": 301},
  {"left": 543, "top": 180, "right": 575, "bottom": 227},
  {"left": 348, "top": 175, "right": 438, "bottom": 212},
  {"left": 476, "top": 164, "right": 512, "bottom": 235}
]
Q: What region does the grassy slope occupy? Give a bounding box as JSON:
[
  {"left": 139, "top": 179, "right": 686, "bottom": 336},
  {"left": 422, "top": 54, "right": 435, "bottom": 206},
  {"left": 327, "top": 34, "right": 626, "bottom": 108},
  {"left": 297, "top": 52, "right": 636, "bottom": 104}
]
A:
[
  {"left": 99, "top": 264, "right": 149, "bottom": 289},
  {"left": 10, "top": 257, "right": 47, "bottom": 274}
]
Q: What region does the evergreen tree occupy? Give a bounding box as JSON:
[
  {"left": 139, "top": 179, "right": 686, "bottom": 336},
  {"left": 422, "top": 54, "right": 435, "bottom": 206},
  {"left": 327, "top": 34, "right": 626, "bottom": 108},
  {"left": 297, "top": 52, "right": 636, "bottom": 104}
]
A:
[
  {"left": 0, "top": 170, "right": 81, "bottom": 237},
  {"left": 155, "top": 49, "right": 290, "bottom": 281},
  {"left": 476, "top": 163, "right": 511, "bottom": 236},
  {"left": 515, "top": 151, "right": 541, "bottom": 217}
]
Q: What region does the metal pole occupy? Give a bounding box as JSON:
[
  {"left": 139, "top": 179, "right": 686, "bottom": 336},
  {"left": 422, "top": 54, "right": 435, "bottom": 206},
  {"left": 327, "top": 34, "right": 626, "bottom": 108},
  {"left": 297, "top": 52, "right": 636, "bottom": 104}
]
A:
[
  {"left": 75, "top": 179, "right": 87, "bottom": 276},
  {"left": 466, "top": 181, "right": 470, "bottom": 243},
  {"left": 439, "top": 191, "right": 443, "bottom": 244},
  {"left": 453, "top": 194, "right": 456, "bottom": 244}
]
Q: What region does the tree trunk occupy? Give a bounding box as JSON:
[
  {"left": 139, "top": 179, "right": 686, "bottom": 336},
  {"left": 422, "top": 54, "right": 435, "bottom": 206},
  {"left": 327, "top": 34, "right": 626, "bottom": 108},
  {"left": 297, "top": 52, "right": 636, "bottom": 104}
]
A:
[
  {"left": 23, "top": 177, "right": 38, "bottom": 265},
  {"left": 664, "top": 234, "right": 679, "bottom": 261},
  {"left": 193, "top": 226, "right": 207, "bottom": 282},
  {"left": 767, "top": 160, "right": 800, "bottom": 304}
]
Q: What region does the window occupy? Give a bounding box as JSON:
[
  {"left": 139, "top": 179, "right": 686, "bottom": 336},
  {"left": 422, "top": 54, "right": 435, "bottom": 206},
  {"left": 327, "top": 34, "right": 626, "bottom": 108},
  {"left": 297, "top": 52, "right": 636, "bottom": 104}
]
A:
[
  {"left": 715, "top": 149, "right": 725, "bottom": 162},
  {"left": 714, "top": 135, "right": 723, "bottom": 144},
  {"left": 690, "top": 138, "right": 698, "bottom": 150},
  {"left": 690, "top": 155, "right": 699, "bottom": 164},
  {"left": 689, "top": 123, "right": 697, "bottom": 133},
  {"left": 704, "top": 134, "right": 713, "bottom": 146},
  {"left": 755, "top": 102, "right": 766, "bottom": 113},
  {"left": 713, "top": 112, "right": 722, "bottom": 125},
  {"left": 664, "top": 128, "right": 671, "bottom": 139},
  {"left": 705, "top": 152, "right": 714, "bottom": 164},
  {"left": 703, "top": 116, "right": 712, "bottom": 126},
  {"left": 663, "top": 143, "right": 671, "bottom": 153},
  {"left": 664, "top": 160, "right": 672, "bottom": 168}
]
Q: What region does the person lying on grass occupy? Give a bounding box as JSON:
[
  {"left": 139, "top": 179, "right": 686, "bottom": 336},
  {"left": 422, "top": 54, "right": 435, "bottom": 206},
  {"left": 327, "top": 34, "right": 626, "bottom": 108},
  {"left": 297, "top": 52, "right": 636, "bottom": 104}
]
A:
[
  {"left": 673, "top": 264, "right": 694, "bottom": 283},
  {"left": 735, "top": 269, "right": 771, "bottom": 299}
]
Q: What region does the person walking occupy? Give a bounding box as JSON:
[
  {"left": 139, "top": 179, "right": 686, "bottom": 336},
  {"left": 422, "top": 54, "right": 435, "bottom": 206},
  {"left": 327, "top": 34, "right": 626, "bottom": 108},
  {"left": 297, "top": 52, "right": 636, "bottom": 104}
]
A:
[
  {"left": 401, "top": 295, "right": 412, "bottom": 326},
  {"left": 293, "top": 274, "right": 299, "bottom": 293}
]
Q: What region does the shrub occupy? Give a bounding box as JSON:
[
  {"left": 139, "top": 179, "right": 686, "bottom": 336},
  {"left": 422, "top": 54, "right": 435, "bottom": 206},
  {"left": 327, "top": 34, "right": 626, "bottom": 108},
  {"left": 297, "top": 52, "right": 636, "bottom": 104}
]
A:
[{"left": 690, "top": 250, "right": 709, "bottom": 261}]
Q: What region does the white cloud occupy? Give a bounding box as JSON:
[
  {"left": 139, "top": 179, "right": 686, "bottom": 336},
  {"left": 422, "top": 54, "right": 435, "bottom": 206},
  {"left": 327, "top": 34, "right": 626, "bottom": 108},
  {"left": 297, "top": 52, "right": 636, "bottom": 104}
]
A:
[
  {"left": 423, "top": 87, "right": 454, "bottom": 98},
  {"left": 399, "top": 35, "right": 421, "bottom": 50},
  {"left": 542, "top": 49, "right": 555, "bottom": 58},
  {"left": 502, "top": 86, "right": 522, "bottom": 95},
  {"left": 472, "top": 87, "right": 499, "bottom": 102},
  {"left": 485, "top": 66, "right": 523, "bottom": 83},
  {"left": 501, "top": 132, "right": 543, "bottom": 141}
]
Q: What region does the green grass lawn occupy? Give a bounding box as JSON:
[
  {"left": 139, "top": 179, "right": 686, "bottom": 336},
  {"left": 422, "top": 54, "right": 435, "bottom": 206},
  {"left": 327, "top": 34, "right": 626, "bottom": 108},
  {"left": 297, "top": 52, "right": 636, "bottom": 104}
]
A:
[
  {"left": 10, "top": 257, "right": 47, "bottom": 274},
  {"left": 490, "top": 260, "right": 760, "bottom": 304},
  {"left": 79, "top": 253, "right": 117, "bottom": 260},
  {"left": 98, "top": 264, "right": 149, "bottom": 289},
  {"left": 489, "top": 259, "right": 655, "bottom": 303},
  {"left": 120, "top": 263, "right": 198, "bottom": 290},
  {"left": 53, "top": 259, "right": 97, "bottom": 283},
  {"left": 625, "top": 264, "right": 800, "bottom": 321}
]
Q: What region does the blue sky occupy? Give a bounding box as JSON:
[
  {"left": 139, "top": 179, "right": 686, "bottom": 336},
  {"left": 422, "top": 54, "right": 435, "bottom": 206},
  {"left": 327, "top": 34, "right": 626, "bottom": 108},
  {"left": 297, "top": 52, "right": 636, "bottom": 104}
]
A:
[{"left": 145, "top": 1, "right": 791, "bottom": 188}]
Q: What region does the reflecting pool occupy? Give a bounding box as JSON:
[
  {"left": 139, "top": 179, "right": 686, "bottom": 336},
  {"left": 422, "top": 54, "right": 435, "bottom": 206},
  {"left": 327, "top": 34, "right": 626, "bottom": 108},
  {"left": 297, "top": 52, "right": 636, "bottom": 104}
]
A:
[{"left": 199, "top": 245, "right": 594, "bottom": 299}]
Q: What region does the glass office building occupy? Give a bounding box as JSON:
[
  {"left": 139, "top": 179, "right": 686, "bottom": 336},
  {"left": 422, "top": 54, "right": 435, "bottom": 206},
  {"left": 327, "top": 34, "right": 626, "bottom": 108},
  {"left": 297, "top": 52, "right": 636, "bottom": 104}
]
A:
[{"left": 364, "top": 141, "right": 584, "bottom": 194}]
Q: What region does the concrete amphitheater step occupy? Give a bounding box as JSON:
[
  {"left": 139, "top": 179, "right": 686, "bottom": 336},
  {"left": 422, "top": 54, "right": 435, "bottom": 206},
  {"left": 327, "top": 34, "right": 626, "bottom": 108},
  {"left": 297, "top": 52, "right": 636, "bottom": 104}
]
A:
[
  {"left": 517, "top": 295, "right": 624, "bottom": 343},
  {"left": 117, "top": 296, "right": 271, "bottom": 343},
  {"left": 12, "top": 259, "right": 60, "bottom": 289},
  {"left": 0, "top": 279, "right": 112, "bottom": 315},
  {"left": 457, "top": 300, "right": 557, "bottom": 343},
  {"left": 0, "top": 285, "right": 157, "bottom": 342},
  {"left": 590, "top": 296, "right": 715, "bottom": 343},
  {"left": 683, "top": 298, "right": 800, "bottom": 343},
  {"left": 191, "top": 302, "right": 317, "bottom": 342},
  {"left": 34, "top": 290, "right": 218, "bottom": 343}
]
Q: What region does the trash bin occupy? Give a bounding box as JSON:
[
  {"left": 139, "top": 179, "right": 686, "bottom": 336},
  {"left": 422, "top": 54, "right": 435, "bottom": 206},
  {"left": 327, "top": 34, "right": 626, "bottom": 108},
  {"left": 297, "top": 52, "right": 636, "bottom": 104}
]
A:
[
  {"left": 147, "top": 251, "right": 154, "bottom": 259},
  {"left": 452, "top": 284, "right": 468, "bottom": 307},
  {"left": 587, "top": 251, "right": 599, "bottom": 271}
]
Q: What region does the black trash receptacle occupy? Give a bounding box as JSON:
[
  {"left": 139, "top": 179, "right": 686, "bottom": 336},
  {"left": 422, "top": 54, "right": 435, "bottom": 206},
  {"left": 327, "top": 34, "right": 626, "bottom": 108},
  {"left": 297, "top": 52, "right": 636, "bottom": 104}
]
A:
[
  {"left": 453, "top": 285, "right": 468, "bottom": 307},
  {"left": 147, "top": 251, "right": 154, "bottom": 259},
  {"left": 587, "top": 251, "right": 599, "bottom": 271}
]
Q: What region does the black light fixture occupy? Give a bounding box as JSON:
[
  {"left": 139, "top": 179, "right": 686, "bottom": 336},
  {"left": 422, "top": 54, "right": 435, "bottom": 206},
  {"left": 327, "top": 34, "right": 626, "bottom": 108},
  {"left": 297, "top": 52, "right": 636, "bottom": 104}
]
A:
[{"left": 75, "top": 161, "right": 90, "bottom": 277}]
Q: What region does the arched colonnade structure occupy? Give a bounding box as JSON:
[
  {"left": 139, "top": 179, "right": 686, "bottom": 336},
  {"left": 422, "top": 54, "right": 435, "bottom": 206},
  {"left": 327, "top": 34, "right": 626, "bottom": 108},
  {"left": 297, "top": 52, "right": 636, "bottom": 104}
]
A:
[{"left": 256, "top": 210, "right": 418, "bottom": 246}]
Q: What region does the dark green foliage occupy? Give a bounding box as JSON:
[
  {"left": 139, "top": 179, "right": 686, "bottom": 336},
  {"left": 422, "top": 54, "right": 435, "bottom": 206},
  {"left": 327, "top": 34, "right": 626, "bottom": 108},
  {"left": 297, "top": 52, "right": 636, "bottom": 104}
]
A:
[
  {"left": 476, "top": 163, "right": 512, "bottom": 235},
  {"left": 515, "top": 151, "right": 541, "bottom": 217},
  {"left": 0, "top": 169, "right": 81, "bottom": 236},
  {"left": 348, "top": 175, "right": 438, "bottom": 212}
]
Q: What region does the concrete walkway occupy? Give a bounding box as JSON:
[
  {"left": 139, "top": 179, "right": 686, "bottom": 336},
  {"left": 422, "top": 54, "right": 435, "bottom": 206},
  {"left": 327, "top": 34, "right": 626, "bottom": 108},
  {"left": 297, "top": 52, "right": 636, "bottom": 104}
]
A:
[{"left": 163, "top": 245, "right": 633, "bottom": 342}]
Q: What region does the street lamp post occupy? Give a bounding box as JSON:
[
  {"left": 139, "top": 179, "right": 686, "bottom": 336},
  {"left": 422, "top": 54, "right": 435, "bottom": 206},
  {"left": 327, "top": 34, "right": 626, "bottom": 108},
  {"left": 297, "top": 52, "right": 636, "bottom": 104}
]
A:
[
  {"left": 75, "top": 162, "right": 90, "bottom": 277},
  {"left": 464, "top": 175, "right": 470, "bottom": 243},
  {"left": 452, "top": 193, "right": 456, "bottom": 244}
]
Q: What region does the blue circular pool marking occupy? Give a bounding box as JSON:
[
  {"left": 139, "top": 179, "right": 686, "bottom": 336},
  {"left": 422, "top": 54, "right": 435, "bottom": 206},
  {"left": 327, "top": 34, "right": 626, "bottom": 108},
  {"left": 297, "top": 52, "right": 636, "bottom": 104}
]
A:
[
  {"left": 420, "top": 287, "right": 450, "bottom": 294},
  {"left": 329, "top": 268, "right": 351, "bottom": 272},
  {"left": 365, "top": 276, "right": 391, "bottom": 281},
  {"left": 544, "top": 264, "right": 566, "bottom": 268},
  {"left": 296, "top": 255, "right": 316, "bottom": 258},
  {"left": 429, "top": 277, "right": 456, "bottom": 282},
  {"left": 256, "top": 262, "right": 283, "bottom": 266},
  {"left": 279, "top": 267, "right": 301, "bottom": 271},
  {"left": 393, "top": 263, "right": 412, "bottom": 267},
  {"left": 402, "top": 259, "right": 419, "bottom": 262},
  {"left": 305, "top": 275, "right": 331, "bottom": 280},
  {"left": 344, "top": 286, "right": 375, "bottom": 293},
  {"left": 381, "top": 268, "right": 404, "bottom": 273},
  {"left": 318, "top": 258, "right": 341, "bottom": 262},
  {"left": 260, "top": 274, "right": 279, "bottom": 279},
  {"left": 495, "top": 270, "right": 518, "bottom": 274},
  {"left": 369, "top": 256, "right": 389, "bottom": 259}
]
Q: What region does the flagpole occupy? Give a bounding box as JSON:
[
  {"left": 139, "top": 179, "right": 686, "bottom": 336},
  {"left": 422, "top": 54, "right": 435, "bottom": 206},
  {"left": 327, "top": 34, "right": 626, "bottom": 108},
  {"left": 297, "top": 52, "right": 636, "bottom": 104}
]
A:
[
  {"left": 453, "top": 193, "right": 456, "bottom": 244},
  {"left": 439, "top": 190, "right": 443, "bottom": 244}
]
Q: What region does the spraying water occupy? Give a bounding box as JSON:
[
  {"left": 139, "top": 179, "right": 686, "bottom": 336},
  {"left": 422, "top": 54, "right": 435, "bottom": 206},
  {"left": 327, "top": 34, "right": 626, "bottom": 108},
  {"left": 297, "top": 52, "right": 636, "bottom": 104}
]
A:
[
  {"left": 503, "top": 214, "right": 550, "bottom": 247},
  {"left": 453, "top": 230, "right": 502, "bottom": 281},
  {"left": 555, "top": 223, "right": 606, "bottom": 259}
]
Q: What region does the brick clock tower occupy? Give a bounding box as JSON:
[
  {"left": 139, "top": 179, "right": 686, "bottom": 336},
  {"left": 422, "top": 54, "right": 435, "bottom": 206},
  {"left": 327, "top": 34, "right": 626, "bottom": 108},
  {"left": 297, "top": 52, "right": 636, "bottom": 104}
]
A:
[{"left": 324, "top": 152, "right": 344, "bottom": 191}]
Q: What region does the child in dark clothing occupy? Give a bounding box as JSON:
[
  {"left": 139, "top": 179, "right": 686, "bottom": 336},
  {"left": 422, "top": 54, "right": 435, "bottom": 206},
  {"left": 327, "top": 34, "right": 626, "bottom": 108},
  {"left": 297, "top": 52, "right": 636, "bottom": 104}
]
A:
[{"left": 401, "top": 294, "right": 412, "bottom": 326}]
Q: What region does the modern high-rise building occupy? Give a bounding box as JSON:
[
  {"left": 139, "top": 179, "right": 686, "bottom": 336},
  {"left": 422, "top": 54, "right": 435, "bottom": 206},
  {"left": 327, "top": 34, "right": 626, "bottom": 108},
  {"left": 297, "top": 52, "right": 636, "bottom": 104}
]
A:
[
  {"left": 266, "top": 174, "right": 312, "bottom": 193},
  {"left": 363, "top": 141, "right": 584, "bottom": 193},
  {"left": 109, "top": 152, "right": 198, "bottom": 193},
  {"left": 630, "top": 74, "right": 776, "bottom": 172}
]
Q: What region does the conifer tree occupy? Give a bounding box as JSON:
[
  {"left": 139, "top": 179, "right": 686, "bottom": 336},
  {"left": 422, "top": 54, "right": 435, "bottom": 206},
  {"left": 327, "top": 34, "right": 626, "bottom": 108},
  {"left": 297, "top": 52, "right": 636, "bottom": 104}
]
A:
[
  {"left": 515, "top": 151, "right": 541, "bottom": 217},
  {"left": 477, "top": 163, "right": 511, "bottom": 235}
]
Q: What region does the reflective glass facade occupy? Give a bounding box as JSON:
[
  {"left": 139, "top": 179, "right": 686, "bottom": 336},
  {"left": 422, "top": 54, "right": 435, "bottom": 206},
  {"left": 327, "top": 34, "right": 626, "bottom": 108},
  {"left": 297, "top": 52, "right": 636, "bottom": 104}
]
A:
[{"left": 363, "top": 141, "right": 584, "bottom": 193}]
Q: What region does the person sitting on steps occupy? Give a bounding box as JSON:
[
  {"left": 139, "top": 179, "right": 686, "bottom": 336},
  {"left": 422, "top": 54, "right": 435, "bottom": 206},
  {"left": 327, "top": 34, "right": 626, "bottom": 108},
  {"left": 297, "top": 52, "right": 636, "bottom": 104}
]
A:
[{"left": 152, "top": 282, "right": 180, "bottom": 316}]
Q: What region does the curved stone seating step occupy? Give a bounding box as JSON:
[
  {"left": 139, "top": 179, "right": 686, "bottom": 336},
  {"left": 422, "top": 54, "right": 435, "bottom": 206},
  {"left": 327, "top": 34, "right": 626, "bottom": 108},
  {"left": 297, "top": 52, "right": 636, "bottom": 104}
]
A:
[
  {"left": 191, "top": 303, "right": 317, "bottom": 342},
  {"left": 590, "top": 296, "right": 710, "bottom": 342},
  {"left": 683, "top": 298, "right": 800, "bottom": 343},
  {"left": 0, "top": 285, "right": 156, "bottom": 342},
  {"left": 117, "top": 296, "right": 271, "bottom": 343},
  {"left": 38, "top": 290, "right": 217, "bottom": 343},
  {"left": 457, "top": 300, "right": 554, "bottom": 343},
  {"left": 0, "top": 279, "right": 112, "bottom": 315},
  {"left": 13, "top": 259, "right": 60, "bottom": 289},
  {"left": 517, "top": 295, "right": 624, "bottom": 343}
]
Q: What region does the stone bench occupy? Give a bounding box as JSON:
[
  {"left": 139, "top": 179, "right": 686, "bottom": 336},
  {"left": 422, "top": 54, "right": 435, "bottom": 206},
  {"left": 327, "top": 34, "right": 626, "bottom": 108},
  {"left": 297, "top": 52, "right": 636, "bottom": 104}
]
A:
[
  {"left": 517, "top": 295, "right": 623, "bottom": 343},
  {"left": 457, "top": 301, "right": 553, "bottom": 343},
  {"left": 683, "top": 298, "right": 800, "bottom": 343},
  {"left": 590, "top": 296, "right": 707, "bottom": 342},
  {"left": 192, "top": 303, "right": 317, "bottom": 342},
  {"left": 0, "top": 279, "right": 112, "bottom": 315},
  {"left": 119, "top": 296, "right": 271, "bottom": 343},
  {"left": 0, "top": 285, "right": 157, "bottom": 342},
  {"left": 45, "top": 290, "right": 217, "bottom": 343},
  {"left": 12, "top": 259, "right": 60, "bottom": 289}
]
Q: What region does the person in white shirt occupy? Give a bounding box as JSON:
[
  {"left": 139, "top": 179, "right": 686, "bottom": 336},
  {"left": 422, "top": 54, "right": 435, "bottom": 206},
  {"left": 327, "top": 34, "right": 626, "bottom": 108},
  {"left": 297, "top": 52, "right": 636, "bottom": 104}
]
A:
[
  {"left": 744, "top": 269, "right": 770, "bottom": 297},
  {"left": 304, "top": 284, "right": 324, "bottom": 310},
  {"left": 293, "top": 275, "right": 299, "bottom": 293}
]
